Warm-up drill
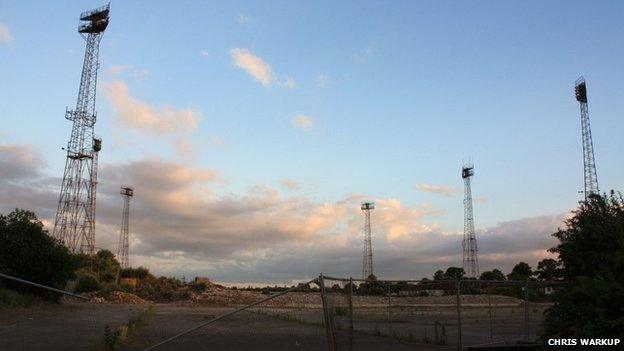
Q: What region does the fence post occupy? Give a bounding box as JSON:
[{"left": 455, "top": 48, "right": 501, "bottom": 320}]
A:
[
  {"left": 487, "top": 283, "right": 493, "bottom": 340},
  {"left": 320, "top": 273, "right": 336, "bottom": 351},
  {"left": 524, "top": 279, "right": 530, "bottom": 342},
  {"left": 456, "top": 279, "right": 462, "bottom": 350},
  {"left": 348, "top": 277, "right": 354, "bottom": 351},
  {"left": 387, "top": 282, "right": 392, "bottom": 336}
]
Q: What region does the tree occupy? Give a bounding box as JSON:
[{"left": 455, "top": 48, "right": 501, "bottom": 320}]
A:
[
  {"left": 433, "top": 270, "right": 445, "bottom": 281},
  {"left": 82, "top": 250, "right": 121, "bottom": 283},
  {"left": 508, "top": 262, "right": 533, "bottom": 281},
  {"left": 444, "top": 267, "right": 465, "bottom": 280},
  {"left": 0, "top": 209, "right": 80, "bottom": 299},
  {"left": 543, "top": 193, "right": 624, "bottom": 338},
  {"left": 480, "top": 269, "right": 506, "bottom": 281},
  {"left": 536, "top": 258, "right": 563, "bottom": 281}
]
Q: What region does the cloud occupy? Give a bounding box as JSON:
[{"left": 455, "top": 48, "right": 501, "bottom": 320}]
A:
[
  {"left": 230, "top": 48, "right": 295, "bottom": 88},
  {"left": 108, "top": 65, "right": 149, "bottom": 82},
  {"left": 230, "top": 49, "right": 273, "bottom": 87},
  {"left": 199, "top": 50, "right": 210, "bottom": 58},
  {"left": 237, "top": 13, "right": 255, "bottom": 25},
  {"left": 280, "top": 179, "right": 300, "bottom": 191},
  {"left": 415, "top": 183, "right": 460, "bottom": 197},
  {"left": 352, "top": 42, "right": 376, "bottom": 62},
  {"left": 474, "top": 196, "right": 488, "bottom": 204},
  {"left": 0, "top": 144, "right": 45, "bottom": 179},
  {"left": 103, "top": 81, "right": 201, "bottom": 136},
  {"left": 279, "top": 76, "right": 296, "bottom": 89},
  {"left": 0, "top": 144, "right": 57, "bottom": 219},
  {"left": 315, "top": 74, "right": 331, "bottom": 88},
  {"left": 0, "top": 143, "right": 569, "bottom": 283},
  {"left": 291, "top": 114, "right": 315, "bottom": 130},
  {"left": 108, "top": 65, "right": 127, "bottom": 75},
  {"left": 0, "top": 22, "right": 13, "bottom": 44}
]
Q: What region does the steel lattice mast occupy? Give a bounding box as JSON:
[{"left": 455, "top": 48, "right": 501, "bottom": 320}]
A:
[
  {"left": 361, "top": 202, "right": 375, "bottom": 279},
  {"left": 575, "top": 77, "right": 599, "bottom": 199},
  {"left": 117, "top": 186, "right": 134, "bottom": 269},
  {"left": 53, "top": 4, "right": 110, "bottom": 254},
  {"left": 462, "top": 164, "right": 479, "bottom": 279}
]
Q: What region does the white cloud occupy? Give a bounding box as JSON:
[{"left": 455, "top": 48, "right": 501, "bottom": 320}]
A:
[
  {"left": 237, "top": 13, "right": 255, "bottom": 25},
  {"left": 199, "top": 50, "right": 210, "bottom": 58},
  {"left": 291, "top": 114, "right": 315, "bottom": 130},
  {"left": 108, "top": 65, "right": 149, "bottom": 82},
  {"left": 280, "top": 76, "right": 296, "bottom": 89},
  {"left": 280, "top": 179, "right": 300, "bottom": 191},
  {"left": 104, "top": 81, "right": 200, "bottom": 135},
  {"left": 109, "top": 65, "right": 127, "bottom": 75},
  {"left": 315, "top": 74, "right": 331, "bottom": 88},
  {"left": 230, "top": 48, "right": 295, "bottom": 89},
  {"left": 230, "top": 48, "right": 274, "bottom": 87},
  {"left": 352, "top": 42, "right": 376, "bottom": 62},
  {"left": 415, "top": 183, "right": 460, "bottom": 197},
  {"left": 0, "top": 22, "right": 13, "bottom": 44}
]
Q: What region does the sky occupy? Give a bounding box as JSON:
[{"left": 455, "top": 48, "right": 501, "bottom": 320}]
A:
[{"left": 1, "top": 1, "right": 623, "bottom": 284}]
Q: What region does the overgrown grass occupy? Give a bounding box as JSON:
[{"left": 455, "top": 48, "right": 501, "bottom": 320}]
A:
[
  {"left": 0, "top": 288, "right": 36, "bottom": 308},
  {"left": 101, "top": 305, "right": 154, "bottom": 350}
]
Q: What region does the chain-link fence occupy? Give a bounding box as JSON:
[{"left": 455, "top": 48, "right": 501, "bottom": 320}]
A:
[{"left": 319, "top": 275, "right": 565, "bottom": 350}]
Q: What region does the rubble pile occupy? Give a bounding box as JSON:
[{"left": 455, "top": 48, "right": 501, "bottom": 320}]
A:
[
  {"left": 109, "top": 291, "right": 149, "bottom": 304},
  {"left": 191, "top": 282, "right": 261, "bottom": 306}
]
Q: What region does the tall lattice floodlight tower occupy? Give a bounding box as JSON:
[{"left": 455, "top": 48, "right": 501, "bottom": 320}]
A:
[
  {"left": 117, "top": 186, "right": 134, "bottom": 269},
  {"left": 575, "top": 77, "right": 599, "bottom": 200},
  {"left": 361, "top": 202, "right": 375, "bottom": 280},
  {"left": 53, "top": 4, "right": 110, "bottom": 254},
  {"left": 462, "top": 164, "right": 479, "bottom": 278}
]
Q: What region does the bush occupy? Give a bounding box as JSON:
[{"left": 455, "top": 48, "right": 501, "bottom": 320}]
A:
[
  {"left": 75, "top": 272, "right": 100, "bottom": 293},
  {"left": 120, "top": 267, "right": 150, "bottom": 279}
]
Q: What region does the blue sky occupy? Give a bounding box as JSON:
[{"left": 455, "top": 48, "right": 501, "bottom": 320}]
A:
[{"left": 0, "top": 1, "right": 622, "bottom": 282}]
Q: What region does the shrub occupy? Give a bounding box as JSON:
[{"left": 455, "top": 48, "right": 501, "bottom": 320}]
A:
[{"left": 75, "top": 272, "right": 100, "bottom": 293}]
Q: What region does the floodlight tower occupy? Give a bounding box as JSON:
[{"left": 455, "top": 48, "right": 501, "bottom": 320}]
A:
[
  {"left": 53, "top": 4, "right": 110, "bottom": 254},
  {"left": 361, "top": 202, "right": 375, "bottom": 280},
  {"left": 462, "top": 164, "right": 479, "bottom": 279},
  {"left": 575, "top": 77, "right": 599, "bottom": 199},
  {"left": 117, "top": 186, "right": 134, "bottom": 269}
]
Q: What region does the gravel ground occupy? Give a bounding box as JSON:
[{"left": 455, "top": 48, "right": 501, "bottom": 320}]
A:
[
  {"left": 0, "top": 302, "right": 149, "bottom": 350},
  {"left": 121, "top": 305, "right": 445, "bottom": 351}
]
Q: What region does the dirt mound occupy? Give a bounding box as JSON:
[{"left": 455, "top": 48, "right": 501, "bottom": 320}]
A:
[{"left": 109, "top": 291, "right": 149, "bottom": 304}]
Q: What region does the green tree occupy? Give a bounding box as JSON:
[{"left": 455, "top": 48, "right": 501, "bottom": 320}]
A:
[
  {"left": 444, "top": 267, "right": 465, "bottom": 280},
  {"left": 536, "top": 258, "right": 563, "bottom": 281},
  {"left": 433, "top": 270, "right": 445, "bottom": 281},
  {"left": 0, "top": 209, "right": 80, "bottom": 299},
  {"left": 480, "top": 269, "right": 506, "bottom": 281},
  {"left": 83, "top": 250, "right": 121, "bottom": 283},
  {"left": 508, "top": 262, "right": 533, "bottom": 281},
  {"left": 543, "top": 193, "right": 624, "bottom": 338}
]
